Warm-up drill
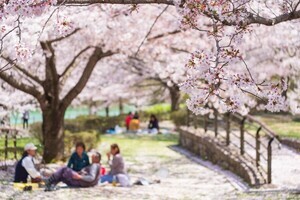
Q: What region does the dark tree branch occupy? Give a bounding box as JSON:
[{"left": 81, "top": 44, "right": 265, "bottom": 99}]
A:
[
  {"left": 135, "top": 6, "right": 169, "bottom": 56},
  {"left": 60, "top": 46, "right": 93, "bottom": 78},
  {"left": 58, "top": 0, "right": 174, "bottom": 5},
  {"left": 0, "top": 55, "right": 44, "bottom": 85},
  {"left": 0, "top": 71, "right": 42, "bottom": 99},
  {"left": 40, "top": 41, "right": 57, "bottom": 76},
  {"left": 61, "top": 47, "right": 114, "bottom": 110},
  {"left": 147, "top": 30, "right": 181, "bottom": 41},
  {"left": 57, "top": 1, "right": 300, "bottom": 26},
  {"left": 47, "top": 28, "right": 81, "bottom": 44}
]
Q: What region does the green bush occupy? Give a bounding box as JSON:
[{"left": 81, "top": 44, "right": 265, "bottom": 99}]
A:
[
  {"left": 171, "top": 108, "right": 208, "bottom": 128},
  {"left": 30, "top": 115, "right": 125, "bottom": 151},
  {"left": 64, "top": 130, "right": 99, "bottom": 156},
  {"left": 64, "top": 115, "right": 125, "bottom": 133},
  {"left": 170, "top": 109, "right": 188, "bottom": 126},
  {"left": 141, "top": 103, "right": 172, "bottom": 121},
  {"left": 144, "top": 104, "right": 171, "bottom": 114},
  {"left": 30, "top": 122, "right": 43, "bottom": 143}
]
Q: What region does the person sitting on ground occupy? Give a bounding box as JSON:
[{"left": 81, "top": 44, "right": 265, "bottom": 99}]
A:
[
  {"left": 129, "top": 113, "right": 140, "bottom": 132},
  {"left": 148, "top": 114, "right": 159, "bottom": 134},
  {"left": 67, "top": 142, "right": 90, "bottom": 172},
  {"left": 101, "top": 144, "right": 129, "bottom": 187},
  {"left": 45, "top": 152, "right": 101, "bottom": 191},
  {"left": 125, "top": 112, "right": 133, "bottom": 131},
  {"left": 14, "top": 143, "right": 42, "bottom": 183}
]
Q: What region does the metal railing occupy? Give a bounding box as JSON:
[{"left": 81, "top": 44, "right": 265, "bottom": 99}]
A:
[
  {"left": 0, "top": 127, "right": 23, "bottom": 169},
  {"left": 186, "top": 110, "right": 280, "bottom": 184}
]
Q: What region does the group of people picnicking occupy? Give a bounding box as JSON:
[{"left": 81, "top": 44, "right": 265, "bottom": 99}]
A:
[
  {"left": 125, "top": 112, "right": 160, "bottom": 134},
  {"left": 14, "top": 142, "right": 129, "bottom": 191}
]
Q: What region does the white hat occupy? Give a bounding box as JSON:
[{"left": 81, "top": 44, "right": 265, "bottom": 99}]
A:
[{"left": 24, "top": 143, "right": 37, "bottom": 151}]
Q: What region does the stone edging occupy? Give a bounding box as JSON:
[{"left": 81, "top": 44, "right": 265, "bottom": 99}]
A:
[
  {"left": 280, "top": 138, "right": 300, "bottom": 152},
  {"left": 178, "top": 128, "right": 262, "bottom": 187}
]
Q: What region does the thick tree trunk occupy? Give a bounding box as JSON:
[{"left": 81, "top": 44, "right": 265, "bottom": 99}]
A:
[
  {"left": 42, "top": 108, "right": 65, "bottom": 163},
  {"left": 169, "top": 86, "right": 180, "bottom": 112}
]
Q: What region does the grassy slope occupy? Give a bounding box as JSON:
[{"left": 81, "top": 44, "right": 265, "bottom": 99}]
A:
[{"left": 254, "top": 114, "right": 300, "bottom": 139}]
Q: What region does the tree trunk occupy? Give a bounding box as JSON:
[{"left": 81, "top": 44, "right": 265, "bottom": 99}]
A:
[
  {"left": 105, "top": 106, "right": 109, "bottom": 117},
  {"left": 169, "top": 86, "right": 180, "bottom": 112},
  {"left": 42, "top": 108, "right": 65, "bottom": 163},
  {"left": 119, "top": 98, "right": 124, "bottom": 115}
]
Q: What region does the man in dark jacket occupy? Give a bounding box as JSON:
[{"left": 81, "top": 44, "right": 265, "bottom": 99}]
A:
[
  {"left": 45, "top": 152, "right": 101, "bottom": 191},
  {"left": 14, "top": 143, "right": 41, "bottom": 183}
]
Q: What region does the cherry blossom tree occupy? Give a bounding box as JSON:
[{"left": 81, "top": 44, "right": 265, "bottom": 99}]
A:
[
  {"left": 1, "top": 1, "right": 300, "bottom": 115},
  {"left": 0, "top": 5, "right": 188, "bottom": 161},
  {"left": 0, "top": 6, "right": 118, "bottom": 162}
]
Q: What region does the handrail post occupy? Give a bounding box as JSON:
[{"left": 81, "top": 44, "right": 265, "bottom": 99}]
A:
[
  {"left": 14, "top": 130, "right": 17, "bottom": 159},
  {"left": 226, "top": 113, "right": 231, "bottom": 146},
  {"left": 214, "top": 109, "right": 218, "bottom": 137},
  {"left": 204, "top": 114, "right": 208, "bottom": 133},
  {"left": 268, "top": 138, "right": 274, "bottom": 184},
  {"left": 4, "top": 130, "right": 8, "bottom": 160},
  {"left": 240, "top": 117, "right": 246, "bottom": 155},
  {"left": 256, "top": 127, "right": 262, "bottom": 167},
  {"left": 186, "top": 108, "right": 190, "bottom": 127},
  {"left": 194, "top": 115, "right": 198, "bottom": 129}
]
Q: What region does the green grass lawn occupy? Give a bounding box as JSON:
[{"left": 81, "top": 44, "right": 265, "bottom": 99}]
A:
[
  {"left": 97, "top": 134, "right": 179, "bottom": 161},
  {"left": 253, "top": 114, "right": 300, "bottom": 139}
]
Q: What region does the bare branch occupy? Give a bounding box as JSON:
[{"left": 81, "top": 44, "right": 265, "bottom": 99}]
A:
[
  {"left": 147, "top": 30, "right": 181, "bottom": 41},
  {"left": 61, "top": 47, "right": 114, "bottom": 110},
  {"left": 60, "top": 46, "right": 93, "bottom": 78},
  {"left": 47, "top": 28, "right": 80, "bottom": 44},
  {"left": 0, "top": 71, "right": 42, "bottom": 99},
  {"left": 58, "top": 0, "right": 174, "bottom": 5},
  {"left": 135, "top": 6, "right": 169, "bottom": 56},
  {"left": 0, "top": 55, "right": 43, "bottom": 85}
]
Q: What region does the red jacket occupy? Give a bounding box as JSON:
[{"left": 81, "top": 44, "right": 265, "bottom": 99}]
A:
[{"left": 125, "top": 115, "right": 132, "bottom": 126}]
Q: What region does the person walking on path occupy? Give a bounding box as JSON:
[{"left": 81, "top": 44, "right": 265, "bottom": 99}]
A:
[
  {"left": 14, "top": 143, "right": 41, "bottom": 183},
  {"left": 45, "top": 152, "right": 101, "bottom": 191},
  {"left": 67, "top": 142, "right": 90, "bottom": 172},
  {"left": 22, "top": 110, "right": 29, "bottom": 129}
]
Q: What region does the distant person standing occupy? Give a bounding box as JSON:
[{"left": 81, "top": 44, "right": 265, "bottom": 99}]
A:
[
  {"left": 125, "top": 112, "right": 133, "bottom": 131},
  {"left": 22, "top": 110, "right": 29, "bottom": 129},
  {"left": 148, "top": 114, "right": 159, "bottom": 134}
]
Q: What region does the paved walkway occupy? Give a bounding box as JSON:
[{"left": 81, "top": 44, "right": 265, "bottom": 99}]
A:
[
  {"left": 1, "top": 144, "right": 299, "bottom": 200},
  {"left": 186, "top": 125, "right": 300, "bottom": 190},
  {"left": 272, "top": 145, "right": 300, "bottom": 189}
]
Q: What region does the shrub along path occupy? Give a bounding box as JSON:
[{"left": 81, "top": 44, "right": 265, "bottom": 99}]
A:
[{"left": 0, "top": 134, "right": 299, "bottom": 200}]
